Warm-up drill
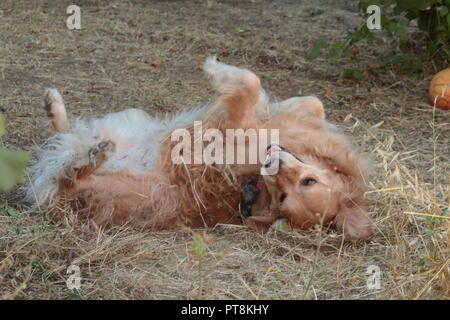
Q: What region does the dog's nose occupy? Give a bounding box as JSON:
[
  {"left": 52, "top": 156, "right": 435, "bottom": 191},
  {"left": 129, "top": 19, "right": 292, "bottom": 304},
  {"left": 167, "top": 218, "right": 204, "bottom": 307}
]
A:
[
  {"left": 266, "top": 144, "right": 282, "bottom": 156},
  {"left": 261, "top": 155, "right": 282, "bottom": 176},
  {"left": 263, "top": 157, "right": 283, "bottom": 169}
]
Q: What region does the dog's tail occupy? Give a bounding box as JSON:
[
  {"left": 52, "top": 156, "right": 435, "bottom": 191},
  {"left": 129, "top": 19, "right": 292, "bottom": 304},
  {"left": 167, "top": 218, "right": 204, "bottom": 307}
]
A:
[
  {"left": 203, "top": 57, "right": 261, "bottom": 128},
  {"left": 44, "top": 88, "right": 70, "bottom": 134}
]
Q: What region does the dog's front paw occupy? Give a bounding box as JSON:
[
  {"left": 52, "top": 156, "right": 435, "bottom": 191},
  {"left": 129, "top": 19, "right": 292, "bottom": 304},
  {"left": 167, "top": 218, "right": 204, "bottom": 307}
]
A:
[
  {"left": 88, "top": 140, "right": 115, "bottom": 167},
  {"left": 60, "top": 140, "right": 116, "bottom": 187}
]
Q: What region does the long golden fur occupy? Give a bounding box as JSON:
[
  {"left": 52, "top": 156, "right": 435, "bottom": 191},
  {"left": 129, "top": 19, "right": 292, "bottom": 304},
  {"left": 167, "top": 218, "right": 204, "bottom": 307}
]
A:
[{"left": 28, "top": 57, "right": 374, "bottom": 239}]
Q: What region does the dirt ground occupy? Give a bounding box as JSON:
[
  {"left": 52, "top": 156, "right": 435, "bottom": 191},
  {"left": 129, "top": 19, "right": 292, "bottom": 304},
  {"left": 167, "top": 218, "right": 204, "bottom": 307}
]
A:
[{"left": 0, "top": 0, "right": 448, "bottom": 299}]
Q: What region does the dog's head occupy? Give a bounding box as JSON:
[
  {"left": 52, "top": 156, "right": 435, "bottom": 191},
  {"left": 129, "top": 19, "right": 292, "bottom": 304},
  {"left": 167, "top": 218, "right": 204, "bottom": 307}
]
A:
[{"left": 260, "top": 144, "right": 374, "bottom": 239}]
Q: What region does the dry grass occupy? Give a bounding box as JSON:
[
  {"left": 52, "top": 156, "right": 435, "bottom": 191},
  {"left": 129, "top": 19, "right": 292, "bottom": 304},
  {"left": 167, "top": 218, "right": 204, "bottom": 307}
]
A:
[{"left": 0, "top": 0, "right": 448, "bottom": 299}]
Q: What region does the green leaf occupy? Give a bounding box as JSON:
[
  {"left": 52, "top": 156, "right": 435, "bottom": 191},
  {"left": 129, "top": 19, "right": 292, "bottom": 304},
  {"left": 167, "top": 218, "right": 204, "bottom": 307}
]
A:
[
  {"left": 329, "top": 48, "right": 338, "bottom": 58},
  {"left": 366, "top": 31, "right": 375, "bottom": 42},
  {"left": 402, "top": 61, "right": 424, "bottom": 75},
  {"left": 442, "top": 208, "right": 449, "bottom": 217},
  {"left": 342, "top": 69, "right": 364, "bottom": 80},
  {"left": 307, "top": 36, "right": 327, "bottom": 60},
  {"left": 235, "top": 26, "right": 247, "bottom": 33},
  {"left": 191, "top": 233, "right": 205, "bottom": 257},
  {"left": 426, "top": 213, "right": 436, "bottom": 224},
  {"left": 313, "top": 8, "right": 325, "bottom": 15},
  {"left": 427, "top": 207, "right": 450, "bottom": 225},
  {"left": 385, "top": 21, "right": 399, "bottom": 33},
  {"left": 387, "top": 54, "right": 406, "bottom": 64},
  {"left": 327, "top": 47, "right": 340, "bottom": 63},
  {"left": 5, "top": 207, "right": 18, "bottom": 217},
  {"left": 394, "top": 0, "right": 440, "bottom": 13},
  {"left": 0, "top": 148, "right": 29, "bottom": 192},
  {"left": 416, "top": 258, "right": 427, "bottom": 267},
  {"left": 0, "top": 114, "right": 4, "bottom": 136}
]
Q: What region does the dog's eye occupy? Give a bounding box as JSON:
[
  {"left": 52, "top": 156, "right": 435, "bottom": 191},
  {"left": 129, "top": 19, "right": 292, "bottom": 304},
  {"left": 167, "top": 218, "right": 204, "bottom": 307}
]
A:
[
  {"left": 279, "top": 193, "right": 287, "bottom": 203},
  {"left": 301, "top": 178, "right": 317, "bottom": 186}
]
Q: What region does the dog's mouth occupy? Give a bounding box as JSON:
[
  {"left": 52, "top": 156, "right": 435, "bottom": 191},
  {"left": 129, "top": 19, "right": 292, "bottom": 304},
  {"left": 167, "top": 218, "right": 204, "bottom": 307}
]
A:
[
  {"left": 261, "top": 144, "right": 304, "bottom": 176},
  {"left": 265, "top": 144, "right": 304, "bottom": 163},
  {"left": 265, "top": 144, "right": 283, "bottom": 157},
  {"left": 263, "top": 144, "right": 281, "bottom": 170}
]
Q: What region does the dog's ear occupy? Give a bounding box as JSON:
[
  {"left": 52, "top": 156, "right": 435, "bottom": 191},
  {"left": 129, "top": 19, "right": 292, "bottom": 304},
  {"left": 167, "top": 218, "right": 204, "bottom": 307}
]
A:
[
  {"left": 333, "top": 196, "right": 374, "bottom": 240},
  {"left": 246, "top": 214, "right": 279, "bottom": 234}
]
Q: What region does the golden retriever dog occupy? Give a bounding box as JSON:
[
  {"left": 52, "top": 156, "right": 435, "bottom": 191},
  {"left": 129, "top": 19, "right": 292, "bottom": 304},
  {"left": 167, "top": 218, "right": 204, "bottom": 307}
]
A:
[{"left": 27, "top": 57, "right": 374, "bottom": 239}]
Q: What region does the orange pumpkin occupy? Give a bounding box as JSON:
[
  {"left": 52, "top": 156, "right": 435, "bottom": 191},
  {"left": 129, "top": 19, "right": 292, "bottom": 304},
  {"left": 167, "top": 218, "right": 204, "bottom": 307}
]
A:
[{"left": 429, "top": 68, "right": 450, "bottom": 110}]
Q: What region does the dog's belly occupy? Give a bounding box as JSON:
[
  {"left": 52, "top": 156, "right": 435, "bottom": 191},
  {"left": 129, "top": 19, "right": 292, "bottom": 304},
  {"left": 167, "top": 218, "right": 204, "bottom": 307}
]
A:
[
  {"left": 93, "top": 107, "right": 210, "bottom": 174},
  {"left": 28, "top": 106, "right": 209, "bottom": 207}
]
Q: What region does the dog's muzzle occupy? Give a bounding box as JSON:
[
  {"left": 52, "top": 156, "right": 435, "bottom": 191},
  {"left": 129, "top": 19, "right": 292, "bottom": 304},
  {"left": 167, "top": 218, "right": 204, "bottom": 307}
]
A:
[
  {"left": 261, "top": 144, "right": 283, "bottom": 175},
  {"left": 261, "top": 144, "right": 304, "bottom": 176}
]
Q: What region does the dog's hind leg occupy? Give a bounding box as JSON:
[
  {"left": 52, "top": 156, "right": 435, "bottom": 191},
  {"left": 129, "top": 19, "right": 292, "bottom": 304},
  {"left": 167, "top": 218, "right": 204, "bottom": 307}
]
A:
[
  {"left": 44, "top": 88, "right": 70, "bottom": 134},
  {"left": 271, "top": 96, "right": 325, "bottom": 120},
  {"left": 203, "top": 57, "right": 261, "bottom": 129}
]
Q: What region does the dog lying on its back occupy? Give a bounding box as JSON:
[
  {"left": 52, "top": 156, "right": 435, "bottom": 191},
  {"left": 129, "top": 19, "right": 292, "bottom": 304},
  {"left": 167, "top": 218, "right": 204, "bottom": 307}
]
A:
[{"left": 27, "top": 57, "right": 374, "bottom": 239}]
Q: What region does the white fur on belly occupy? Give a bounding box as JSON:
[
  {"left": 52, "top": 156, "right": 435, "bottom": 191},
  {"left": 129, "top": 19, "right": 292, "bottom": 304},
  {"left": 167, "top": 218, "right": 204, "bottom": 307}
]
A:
[{"left": 27, "top": 106, "right": 209, "bottom": 207}]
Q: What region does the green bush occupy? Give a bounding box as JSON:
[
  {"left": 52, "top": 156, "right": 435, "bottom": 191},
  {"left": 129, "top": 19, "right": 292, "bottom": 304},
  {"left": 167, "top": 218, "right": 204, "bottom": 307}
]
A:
[
  {"left": 358, "top": 0, "right": 450, "bottom": 60},
  {"left": 309, "top": 0, "right": 450, "bottom": 75},
  {"left": 0, "top": 114, "right": 29, "bottom": 192}
]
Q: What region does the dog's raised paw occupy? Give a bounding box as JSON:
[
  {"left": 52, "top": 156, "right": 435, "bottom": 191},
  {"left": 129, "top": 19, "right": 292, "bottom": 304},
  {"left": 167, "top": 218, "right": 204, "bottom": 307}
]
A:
[
  {"left": 88, "top": 140, "right": 115, "bottom": 166},
  {"left": 44, "top": 88, "right": 64, "bottom": 113}
]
